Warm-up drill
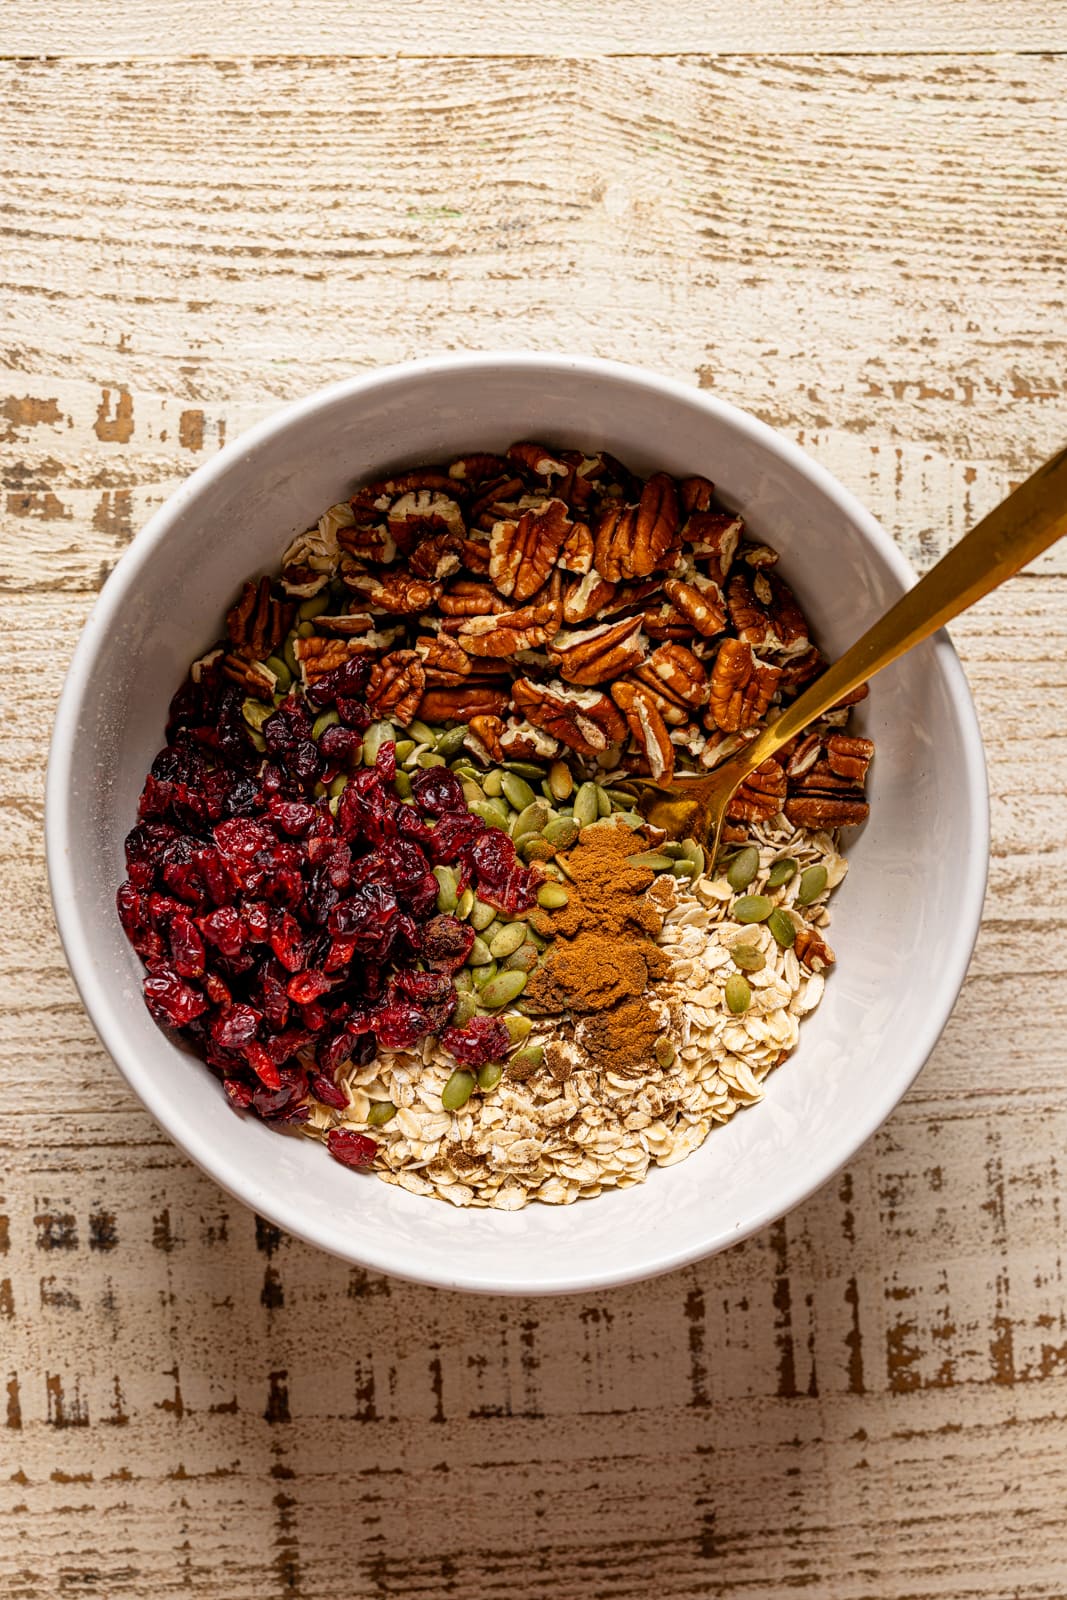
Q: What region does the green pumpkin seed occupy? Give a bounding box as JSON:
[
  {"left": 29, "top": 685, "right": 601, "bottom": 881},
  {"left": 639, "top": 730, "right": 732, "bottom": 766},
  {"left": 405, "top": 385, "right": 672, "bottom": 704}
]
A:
[
  {"left": 502, "top": 761, "right": 546, "bottom": 782},
  {"left": 503, "top": 1015, "right": 533, "bottom": 1046},
  {"left": 573, "top": 781, "right": 600, "bottom": 828},
  {"left": 510, "top": 1043, "right": 544, "bottom": 1072},
  {"left": 768, "top": 908, "right": 797, "bottom": 948},
  {"left": 442, "top": 1070, "right": 476, "bottom": 1111},
  {"left": 796, "top": 864, "right": 828, "bottom": 905},
  {"left": 548, "top": 761, "right": 573, "bottom": 801},
  {"left": 483, "top": 770, "right": 504, "bottom": 797},
  {"left": 242, "top": 698, "right": 274, "bottom": 732},
  {"left": 672, "top": 859, "right": 698, "bottom": 879},
  {"left": 313, "top": 779, "right": 327, "bottom": 798},
  {"left": 725, "top": 974, "right": 752, "bottom": 1014},
  {"left": 681, "top": 839, "right": 706, "bottom": 876},
  {"left": 434, "top": 725, "right": 467, "bottom": 758},
  {"left": 451, "top": 760, "right": 479, "bottom": 779},
  {"left": 627, "top": 851, "right": 674, "bottom": 871},
  {"left": 467, "top": 935, "right": 493, "bottom": 967},
  {"left": 767, "top": 857, "right": 798, "bottom": 889},
  {"left": 417, "top": 751, "right": 447, "bottom": 769},
  {"left": 536, "top": 882, "right": 570, "bottom": 910},
  {"left": 731, "top": 942, "right": 766, "bottom": 973},
  {"left": 283, "top": 632, "right": 301, "bottom": 679},
  {"left": 248, "top": 729, "right": 268, "bottom": 754},
  {"left": 366, "top": 1100, "right": 396, "bottom": 1126},
  {"left": 470, "top": 899, "right": 497, "bottom": 932},
  {"left": 362, "top": 720, "right": 395, "bottom": 766},
  {"left": 478, "top": 969, "right": 529, "bottom": 1009},
  {"left": 433, "top": 865, "right": 459, "bottom": 914},
  {"left": 461, "top": 778, "right": 486, "bottom": 805},
  {"left": 501, "top": 772, "right": 537, "bottom": 811},
  {"left": 660, "top": 842, "right": 688, "bottom": 860},
  {"left": 407, "top": 720, "right": 437, "bottom": 744},
  {"left": 596, "top": 784, "right": 613, "bottom": 819},
  {"left": 469, "top": 798, "right": 510, "bottom": 831},
  {"left": 612, "top": 811, "right": 645, "bottom": 830},
  {"left": 520, "top": 836, "right": 555, "bottom": 864},
  {"left": 654, "top": 1037, "right": 676, "bottom": 1069},
  {"left": 297, "top": 593, "right": 331, "bottom": 621},
  {"left": 477, "top": 1061, "right": 504, "bottom": 1091},
  {"left": 489, "top": 922, "right": 527, "bottom": 959},
  {"left": 471, "top": 959, "right": 499, "bottom": 989},
  {"left": 296, "top": 619, "right": 315, "bottom": 638},
  {"left": 312, "top": 708, "right": 340, "bottom": 740},
  {"left": 542, "top": 817, "right": 580, "bottom": 849},
  {"left": 524, "top": 927, "right": 548, "bottom": 953},
  {"left": 394, "top": 738, "right": 417, "bottom": 762},
  {"left": 503, "top": 944, "right": 539, "bottom": 973},
  {"left": 727, "top": 846, "right": 760, "bottom": 892},
  {"left": 451, "top": 993, "right": 478, "bottom": 1028},
  {"left": 328, "top": 773, "right": 348, "bottom": 799},
  {"left": 456, "top": 888, "right": 475, "bottom": 920},
  {"left": 511, "top": 801, "right": 550, "bottom": 841},
  {"left": 733, "top": 894, "right": 774, "bottom": 924},
  {"left": 453, "top": 969, "right": 474, "bottom": 994},
  {"left": 603, "top": 786, "right": 639, "bottom": 806},
  {"left": 393, "top": 770, "right": 413, "bottom": 799},
  {"left": 265, "top": 654, "right": 292, "bottom": 692}
]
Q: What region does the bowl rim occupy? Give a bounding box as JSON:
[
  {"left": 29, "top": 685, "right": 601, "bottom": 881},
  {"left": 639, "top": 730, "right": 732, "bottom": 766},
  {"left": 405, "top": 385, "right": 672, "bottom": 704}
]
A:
[{"left": 45, "top": 352, "right": 990, "bottom": 1295}]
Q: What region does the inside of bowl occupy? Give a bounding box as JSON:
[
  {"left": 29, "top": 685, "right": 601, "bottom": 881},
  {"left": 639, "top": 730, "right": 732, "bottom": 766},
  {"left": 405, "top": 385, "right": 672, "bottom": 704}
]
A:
[{"left": 50, "top": 357, "right": 986, "bottom": 1292}]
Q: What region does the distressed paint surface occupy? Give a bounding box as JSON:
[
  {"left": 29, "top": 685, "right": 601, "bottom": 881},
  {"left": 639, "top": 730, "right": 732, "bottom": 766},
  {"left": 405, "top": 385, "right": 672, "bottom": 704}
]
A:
[{"left": 2, "top": 35, "right": 1067, "bottom": 1600}]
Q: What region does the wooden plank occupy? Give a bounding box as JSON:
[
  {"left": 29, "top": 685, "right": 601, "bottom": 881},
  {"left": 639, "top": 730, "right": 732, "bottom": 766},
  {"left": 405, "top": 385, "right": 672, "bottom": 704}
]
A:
[
  {"left": 2, "top": 46, "right": 1067, "bottom": 1600},
  {"left": 4, "top": 0, "right": 1066, "bottom": 58}
]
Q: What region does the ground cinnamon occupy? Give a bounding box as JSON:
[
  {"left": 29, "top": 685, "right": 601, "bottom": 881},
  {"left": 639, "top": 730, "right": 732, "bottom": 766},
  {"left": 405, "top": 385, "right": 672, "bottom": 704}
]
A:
[{"left": 524, "top": 822, "right": 672, "bottom": 1074}]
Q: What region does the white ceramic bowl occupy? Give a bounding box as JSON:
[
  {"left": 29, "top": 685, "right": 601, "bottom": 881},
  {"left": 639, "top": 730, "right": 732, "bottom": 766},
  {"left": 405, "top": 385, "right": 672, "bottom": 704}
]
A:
[{"left": 46, "top": 354, "right": 988, "bottom": 1295}]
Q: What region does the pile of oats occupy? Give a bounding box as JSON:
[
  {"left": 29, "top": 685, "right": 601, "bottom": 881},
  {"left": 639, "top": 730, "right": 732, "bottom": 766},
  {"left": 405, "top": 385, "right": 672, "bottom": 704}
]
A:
[{"left": 302, "top": 818, "right": 847, "bottom": 1209}]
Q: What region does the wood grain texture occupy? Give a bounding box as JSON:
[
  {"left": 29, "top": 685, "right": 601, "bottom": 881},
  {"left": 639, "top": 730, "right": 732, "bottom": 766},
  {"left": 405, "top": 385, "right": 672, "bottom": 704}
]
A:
[
  {"left": 5, "top": 0, "right": 1067, "bottom": 57},
  {"left": 2, "top": 43, "right": 1067, "bottom": 1600}
]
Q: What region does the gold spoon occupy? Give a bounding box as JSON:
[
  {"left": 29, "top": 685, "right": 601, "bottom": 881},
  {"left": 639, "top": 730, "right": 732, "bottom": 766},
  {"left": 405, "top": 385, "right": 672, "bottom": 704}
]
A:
[{"left": 635, "top": 442, "right": 1067, "bottom": 859}]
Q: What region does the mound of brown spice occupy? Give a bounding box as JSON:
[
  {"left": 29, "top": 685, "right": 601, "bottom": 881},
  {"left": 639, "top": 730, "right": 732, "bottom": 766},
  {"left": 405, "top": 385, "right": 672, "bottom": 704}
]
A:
[{"left": 524, "top": 822, "right": 674, "bottom": 1075}]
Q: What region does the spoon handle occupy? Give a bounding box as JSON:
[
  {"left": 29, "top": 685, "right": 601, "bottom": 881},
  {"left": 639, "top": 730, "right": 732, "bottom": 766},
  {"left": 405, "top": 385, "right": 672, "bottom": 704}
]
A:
[{"left": 731, "top": 440, "right": 1067, "bottom": 772}]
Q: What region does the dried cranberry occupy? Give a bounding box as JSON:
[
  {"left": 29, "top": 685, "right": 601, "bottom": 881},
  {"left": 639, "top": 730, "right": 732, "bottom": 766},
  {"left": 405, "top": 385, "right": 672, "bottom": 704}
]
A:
[
  {"left": 269, "top": 910, "right": 308, "bottom": 973},
  {"left": 246, "top": 1041, "right": 283, "bottom": 1089},
  {"left": 424, "top": 810, "right": 485, "bottom": 865},
  {"left": 288, "top": 969, "right": 331, "bottom": 1005},
  {"left": 411, "top": 766, "right": 466, "bottom": 817},
  {"left": 197, "top": 906, "right": 245, "bottom": 959},
  {"left": 329, "top": 884, "right": 404, "bottom": 961},
  {"left": 421, "top": 915, "right": 476, "bottom": 974},
  {"left": 440, "top": 1015, "right": 510, "bottom": 1067},
  {"left": 309, "top": 657, "right": 371, "bottom": 707},
  {"left": 372, "top": 1002, "right": 432, "bottom": 1050},
  {"left": 143, "top": 968, "right": 208, "bottom": 1029},
  {"left": 336, "top": 697, "right": 371, "bottom": 729},
  {"left": 470, "top": 829, "right": 535, "bottom": 913},
  {"left": 318, "top": 724, "right": 362, "bottom": 766},
  {"left": 268, "top": 797, "right": 318, "bottom": 837},
  {"left": 223, "top": 1077, "right": 254, "bottom": 1109},
  {"left": 308, "top": 1072, "right": 349, "bottom": 1110},
  {"left": 326, "top": 1128, "right": 377, "bottom": 1169},
  {"left": 168, "top": 912, "right": 205, "bottom": 978},
  {"left": 211, "top": 1004, "right": 260, "bottom": 1049}
]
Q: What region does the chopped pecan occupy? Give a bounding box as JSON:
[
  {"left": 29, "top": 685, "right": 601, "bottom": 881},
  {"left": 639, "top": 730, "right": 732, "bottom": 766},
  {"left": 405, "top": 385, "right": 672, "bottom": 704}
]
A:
[
  {"left": 683, "top": 511, "right": 743, "bottom": 579},
  {"left": 415, "top": 634, "right": 476, "bottom": 677},
  {"left": 467, "top": 714, "right": 505, "bottom": 760},
  {"left": 741, "top": 542, "right": 779, "bottom": 569},
  {"left": 386, "top": 489, "right": 466, "bottom": 554},
  {"left": 784, "top": 793, "right": 870, "bottom": 828},
  {"left": 561, "top": 570, "right": 617, "bottom": 625},
  {"left": 489, "top": 498, "right": 572, "bottom": 602},
  {"left": 458, "top": 574, "right": 563, "bottom": 658},
  {"left": 469, "top": 476, "right": 527, "bottom": 529},
  {"left": 794, "top": 926, "right": 835, "bottom": 970},
  {"left": 726, "top": 570, "right": 810, "bottom": 656},
  {"left": 416, "top": 685, "right": 512, "bottom": 723},
  {"left": 611, "top": 681, "right": 675, "bottom": 783},
  {"left": 220, "top": 652, "right": 277, "bottom": 697},
  {"left": 725, "top": 569, "right": 777, "bottom": 651},
  {"left": 335, "top": 521, "right": 397, "bottom": 566},
  {"left": 678, "top": 474, "right": 716, "bottom": 516},
  {"left": 342, "top": 566, "right": 441, "bottom": 614},
  {"left": 512, "top": 677, "right": 627, "bottom": 757},
  {"left": 437, "top": 578, "right": 508, "bottom": 618},
  {"left": 663, "top": 574, "right": 726, "bottom": 638},
  {"left": 707, "top": 639, "right": 781, "bottom": 732},
  {"left": 642, "top": 601, "right": 699, "bottom": 642},
  {"left": 636, "top": 641, "right": 709, "bottom": 710},
  {"left": 620, "top": 674, "right": 689, "bottom": 725},
  {"left": 548, "top": 614, "right": 647, "bottom": 686},
  {"left": 507, "top": 441, "right": 569, "bottom": 481},
  {"left": 593, "top": 472, "right": 680, "bottom": 581},
  {"left": 448, "top": 453, "right": 512, "bottom": 487},
  {"left": 824, "top": 733, "right": 875, "bottom": 783},
  {"left": 408, "top": 531, "right": 466, "bottom": 581},
  {"left": 727, "top": 758, "right": 787, "bottom": 823},
  {"left": 558, "top": 521, "right": 595, "bottom": 575},
  {"left": 226, "top": 577, "right": 293, "bottom": 661},
  {"left": 313, "top": 608, "right": 378, "bottom": 636},
  {"left": 499, "top": 718, "right": 561, "bottom": 761},
  {"left": 367, "top": 650, "right": 425, "bottom": 727}
]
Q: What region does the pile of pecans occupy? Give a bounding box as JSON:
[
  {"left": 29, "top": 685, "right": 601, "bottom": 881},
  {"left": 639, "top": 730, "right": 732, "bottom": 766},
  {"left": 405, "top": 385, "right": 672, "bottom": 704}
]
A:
[{"left": 263, "top": 441, "right": 874, "bottom": 833}]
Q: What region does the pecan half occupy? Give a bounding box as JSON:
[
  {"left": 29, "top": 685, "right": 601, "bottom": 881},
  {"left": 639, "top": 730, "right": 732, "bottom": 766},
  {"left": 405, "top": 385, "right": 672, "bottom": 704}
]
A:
[
  {"left": 512, "top": 677, "right": 626, "bottom": 757},
  {"left": 498, "top": 717, "right": 562, "bottom": 761},
  {"left": 489, "top": 498, "right": 572, "bottom": 602},
  {"left": 507, "top": 441, "right": 569, "bottom": 480},
  {"left": 367, "top": 650, "right": 426, "bottom": 727},
  {"left": 335, "top": 522, "right": 397, "bottom": 566},
  {"left": 611, "top": 681, "right": 675, "bottom": 783},
  {"left": 707, "top": 639, "right": 781, "bottom": 733},
  {"left": 593, "top": 472, "right": 680, "bottom": 581},
  {"left": 558, "top": 521, "right": 595, "bottom": 575},
  {"left": 548, "top": 614, "right": 647, "bottom": 686},
  {"left": 466, "top": 714, "right": 505, "bottom": 760},
  {"left": 727, "top": 758, "right": 787, "bottom": 823},
  {"left": 415, "top": 634, "right": 477, "bottom": 677},
  {"left": 561, "top": 570, "right": 618, "bottom": 625},
  {"left": 663, "top": 574, "right": 726, "bottom": 637},
  {"left": 416, "top": 685, "right": 512, "bottom": 723},
  {"left": 784, "top": 793, "right": 870, "bottom": 828},
  {"left": 824, "top": 733, "right": 875, "bottom": 783},
  {"left": 226, "top": 577, "right": 293, "bottom": 661},
  {"left": 636, "top": 641, "right": 709, "bottom": 710},
  {"left": 408, "top": 530, "right": 466, "bottom": 581},
  {"left": 678, "top": 474, "right": 716, "bottom": 516},
  {"left": 795, "top": 927, "right": 835, "bottom": 970},
  {"left": 312, "top": 608, "right": 378, "bottom": 636},
  {"left": 683, "top": 511, "right": 743, "bottom": 579},
  {"left": 437, "top": 578, "right": 508, "bottom": 618},
  {"left": 458, "top": 573, "right": 563, "bottom": 658},
  {"left": 642, "top": 601, "right": 699, "bottom": 642},
  {"left": 727, "top": 570, "right": 810, "bottom": 656},
  {"left": 447, "top": 453, "right": 512, "bottom": 487},
  {"left": 386, "top": 489, "right": 466, "bottom": 553},
  {"left": 619, "top": 673, "right": 689, "bottom": 725},
  {"left": 342, "top": 566, "right": 441, "bottom": 614}
]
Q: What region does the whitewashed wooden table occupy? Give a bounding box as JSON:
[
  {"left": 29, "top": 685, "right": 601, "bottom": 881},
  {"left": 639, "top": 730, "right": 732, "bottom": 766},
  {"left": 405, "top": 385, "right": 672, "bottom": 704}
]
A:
[{"left": 3, "top": 7, "right": 1067, "bottom": 1596}]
